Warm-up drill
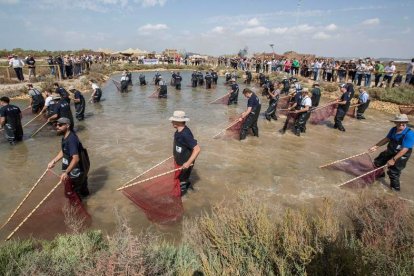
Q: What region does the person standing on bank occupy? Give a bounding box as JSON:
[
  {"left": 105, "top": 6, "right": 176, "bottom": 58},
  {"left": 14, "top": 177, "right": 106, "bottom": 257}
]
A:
[
  {"left": 0, "top": 96, "right": 23, "bottom": 145},
  {"left": 169, "top": 111, "right": 201, "bottom": 196},
  {"left": 69, "top": 86, "right": 85, "bottom": 121},
  {"left": 27, "top": 83, "right": 45, "bottom": 113},
  {"left": 239, "top": 88, "right": 261, "bottom": 140},
  {"left": 292, "top": 88, "right": 312, "bottom": 136},
  {"left": 356, "top": 87, "right": 370, "bottom": 120},
  {"left": 89, "top": 79, "right": 102, "bottom": 103},
  {"left": 334, "top": 83, "right": 353, "bottom": 132},
  {"left": 9, "top": 55, "right": 25, "bottom": 82},
  {"left": 369, "top": 114, "right": 413, "bottom": 191},
  {"left": 48, "top": 117, "right": 90, "bottom": 201}
]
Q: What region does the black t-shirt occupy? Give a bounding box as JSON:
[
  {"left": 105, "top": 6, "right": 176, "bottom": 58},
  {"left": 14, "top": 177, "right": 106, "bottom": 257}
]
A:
[
  {"left": 231, "top": 83, "right": 239, "bottom": 93},
  {"left": 74, "top": 90, "right": 85, "bottom": 105},
  {"left": 173, "top": 126, "right": 197, "bottom": 165},
  {"left": 0, "top": 104, "right": 21, "bottom": 127},
  {"left": 54, "top": 99, "right": 73, "bottom": 123},
  {"left": 247, "top": 93, "right": 260, "bottom": 110},
  {"left": 56, "top": 87, "right": 69, "bottom": 99},
  {"left": 61, "top": 132, "right": 81, "bottom": 171}
]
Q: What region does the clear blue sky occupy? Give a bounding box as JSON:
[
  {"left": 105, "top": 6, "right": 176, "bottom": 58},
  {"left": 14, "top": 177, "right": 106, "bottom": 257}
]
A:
[{"left": 0, "top": 0, "right": 412, "bottom": 58}]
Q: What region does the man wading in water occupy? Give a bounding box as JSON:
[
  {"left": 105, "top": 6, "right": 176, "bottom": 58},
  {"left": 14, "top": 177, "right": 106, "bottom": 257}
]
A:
[
  {"left": 169, "top": 111, "right": 201, "bottom": 196},
  {"left": 27, "top": 83, "right": 45, "bottom": 114},
  {"left": 68, "top": 86, "right": 85, "bottom": 121},
  {"left": 239, "top": 88, "right": 261, "bottom": 140},
  {"left": 369, "top": 114, "right": 414, "bottom": 192},
  {"left": 48, "top": 117, "right": 90, "bottom": 201},
  {"left": 0, "top": 96, "right": 23, "bottom": 145}
]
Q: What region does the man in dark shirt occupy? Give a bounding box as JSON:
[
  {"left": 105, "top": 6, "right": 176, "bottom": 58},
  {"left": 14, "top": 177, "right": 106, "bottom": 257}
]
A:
[
  {"left": 0, "top": 96, "right": 23, "bottom": 144},
  {"left": 211, "top": 70, "right": 218, "bottom": 85},
  {"left": 174, "top": 72, "right": 182, "bottom": 90},
  {"left": 227, "top": 79, "right": 239, "bottom": 105},
  {"left": 204, "top": 71, "right": 213, "bottom": 89},
  {"left": 334, "top": 83, "right": 353, "bottom": 132},
  {"left": 191, "top": 71, "right": 198, "bottom": 87},
  {"left": 53, "top": 82, "right": 70, "bottom": 103},
  {"left": 26, "top": 54, "right": 36, "bottom": 79},
  {"left": 48, "top": 96, "right": 74, "bottom": 130},
  {"left": 169, "top": 111, "right": 201, "bottom": 196},
  {"left": 139, "top": 73, "right": 146, "bottom": 85},
  {"left": 48, "top": 117, "right": 90, "bottom": 201},
  {"left": 69, "top": 86, "right": 85, "bottom": 121},
  {"left": 311, "top": 82, "right": 321, "bottom": 107},
  {"left": 239, "top": 88, "right": 261, "bottom": 140}
]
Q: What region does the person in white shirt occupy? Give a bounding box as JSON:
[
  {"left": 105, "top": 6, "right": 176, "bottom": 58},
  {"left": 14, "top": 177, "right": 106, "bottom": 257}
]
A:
[
  {"left": 382, "top": 61, "right": 396, "bottom": 86},
  {"left": 9, "top": 55, "right": 25, "bottom": 82},
  {"left": 89, "top": 80, "right": 102, "bottom": 103},
  {"left": 292, "top": 88, "right": 312, "bottom": 136}
]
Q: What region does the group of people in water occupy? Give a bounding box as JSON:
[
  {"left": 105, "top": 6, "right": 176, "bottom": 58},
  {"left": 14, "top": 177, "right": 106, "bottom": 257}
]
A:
[{"left": 1, "top": 69, "right": 412, "bottom": 210}]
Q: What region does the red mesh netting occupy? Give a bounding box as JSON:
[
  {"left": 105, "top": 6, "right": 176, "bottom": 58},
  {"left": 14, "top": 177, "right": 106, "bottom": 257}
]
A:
[
  {"left": 346, "top": 105, "right": 357, "bottom": 118},
  {"left": 1, "top": 170, "right": 90, "bottom": 241},
  {"left": 210, "top": 93, "right": 230, "bottom": 104},
  {"left": 309, "top": 102, "right": 338, "bottom": 125},
  {"left": 120, "top": 157, "right": 183, "bottom": 224},
  {"left": 399, "top": 105, "right": 414, "bottom": 115},
  {"left": 280, "top": 112, "right": 298, "bottom": 133},
  {"left": 322, "top": 153, "right": 385, "bottom": 189},
  {"left": 278, "top": 95, "right": 291, "bottom": 109},
  {"left": 214, "top": 116, "right": 245, "bottom": 140},
  {"left": 148, "top": 90, "right": 159, "bottom": 98}
]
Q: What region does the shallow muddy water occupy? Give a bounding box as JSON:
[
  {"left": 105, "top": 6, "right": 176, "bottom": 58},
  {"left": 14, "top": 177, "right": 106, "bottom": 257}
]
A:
[{"left": 1, "top": 71, "right": 413, "bottom": 241}]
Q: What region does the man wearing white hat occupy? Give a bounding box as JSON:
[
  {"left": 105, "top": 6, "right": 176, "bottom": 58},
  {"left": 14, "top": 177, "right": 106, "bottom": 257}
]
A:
[
  {"left": 292, "top": 88, "right": 312, "bottom": 136},
  {"left": 369, "top": 114, "right": 414, "bottom": 191},
  {"left": 169, "top": 111, "right": 201, "bottom": 196}
]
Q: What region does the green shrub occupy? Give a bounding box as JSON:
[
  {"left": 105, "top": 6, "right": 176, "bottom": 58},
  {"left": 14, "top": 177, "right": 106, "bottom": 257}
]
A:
[{"left": 0, "top": 239, "right": 35, "bottom": 276}]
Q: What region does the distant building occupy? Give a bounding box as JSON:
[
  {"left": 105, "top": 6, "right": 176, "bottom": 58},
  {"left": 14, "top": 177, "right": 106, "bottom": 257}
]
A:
[{"left": 163, "top": 49, "right": 178, "bottom": 57}]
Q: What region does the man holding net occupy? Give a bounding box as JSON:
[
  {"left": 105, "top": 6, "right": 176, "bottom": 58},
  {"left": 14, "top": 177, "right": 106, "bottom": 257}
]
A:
[
  {"left": 48, "top": 117, "right": 90, "bottom": 201},
  {"left": 169, "top": 111, "right": 201, "bottom": 196},
  {"left": 369, "top": 114, "right": 413, "bottom": 191},
  {"left": 239, "top": 88, "right": 261, "bottom": 140},
  {"left": 334, "top": 83, "right": 353, "bottom": 132},
  {"left": 291, "top": 88, "right": 312, "bottom": 136}
]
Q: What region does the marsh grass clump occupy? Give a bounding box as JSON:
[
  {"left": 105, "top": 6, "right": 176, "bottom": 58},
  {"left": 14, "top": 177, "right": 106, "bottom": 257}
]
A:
[
  {"left": 368, "top": 84, "right": 414, "bottom": 105},
  {"left": 0, "top": 194, "right": 413, "bottom": 275}
]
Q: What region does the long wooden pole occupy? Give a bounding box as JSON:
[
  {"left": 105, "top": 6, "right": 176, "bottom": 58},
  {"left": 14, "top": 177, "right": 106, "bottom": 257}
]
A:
[
  {"left": 22, "top": 112, "right": 43, "bottom": 128},
  {"left": 6, "top": 181, "right": 61, "bottom": 241},
  {"left": 212, "top": 118, "right": 240, "bottom": 139},
  {"left": 0, "top": 169, "right": 50, "bottom": 230},
  {"left": 319, "top": 151, "right": 368, "bottom": 168},
  {"left": 209, "top": 92, "right": 231, "bottom": 104},
  {"left": 338, "top": 165, "right": 387, "bottom": 187},
  {"left": 31, "top": 121, "right": 49, "bottom": 138},
  {"left": 120, "top": 156, "right": 173, "bottom": 188},
  {"left": 117, "top": 166, "right": 192, "bottom": 191}
]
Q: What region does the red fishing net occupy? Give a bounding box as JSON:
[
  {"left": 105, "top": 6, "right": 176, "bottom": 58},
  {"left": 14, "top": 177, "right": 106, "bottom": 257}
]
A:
[
  {"left": 20, "top": 106, "right": 33, "bottom": 117},
  {"left": 309, "top": 102, "right": 338, "bottom": 124},
  {"left": 213, "top": 116, "right": 245, "bottom": 140},
  {"left": 280, "top": 112, "right": 298, "bottom": 133},
  {"left": 278, "top": 95, "right": 291, "bottom": 109},
  {"left": 148, "top": 90, "right": 159, "bottom": 98},
  {"left": 346, "top": 105, "right": 357, "bottom": 118},
  {"left": 322, "top": 153, "right": 385, "bottom": 189},
  {"left": 120, "top": 157, "right": 184, "bottom": 224},
  {"left": 1, "top": 170, "right": 90, "bottom": 241},
  {"left": 399, "top": 105, "right": 414, "bottom": 115},
  {"left": 210, "top": 93, "right": 230, "bottom": 104}
]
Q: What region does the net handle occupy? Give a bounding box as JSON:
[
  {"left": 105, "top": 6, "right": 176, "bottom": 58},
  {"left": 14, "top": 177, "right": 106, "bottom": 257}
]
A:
[
  {"left": 209, "top": 92, "right": 231, "bottom": 104},
  {"left": 338, "top": 165, "right": 387, "bottom": 187},
  {"left": 119, "top": 156, "right": 173, "bottom": 188},
  {"left": 117, "top": 164, "right": 193, "bottom": 191},
  {"left": 31, "top": 121, "right": 49, "bottom": 138},
  {"left": 23, "top": 112, "right": 43, "bottom": 128},
  {"left": 0, "top": 169, "right": 50, "bottom": 230},
  {"left": 212, "top": 118, "right": 240, "bottom": 139},
  {"left": 148, "top": 89, "right": 159, "bottom": 98},
  {"left": 6, "top": 181, "right": 62, "bottom": 241},
  {"left": 319, "top": 151, "right": 368, "bottom": 168},
  {"left": 310, "top": 100, "right": 337, "bottom": 112}
]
